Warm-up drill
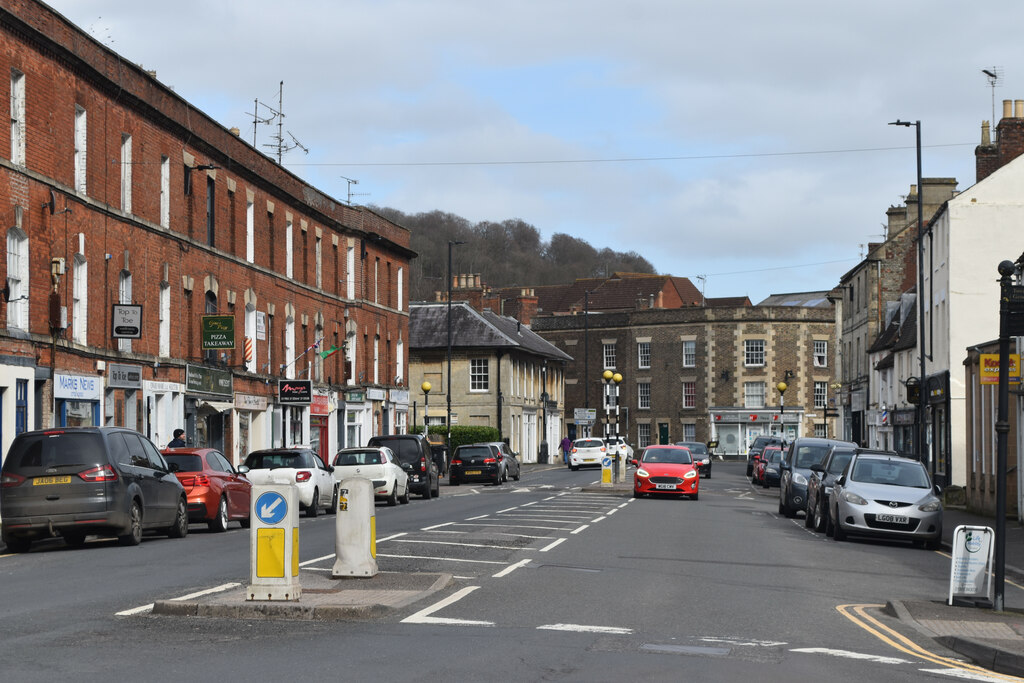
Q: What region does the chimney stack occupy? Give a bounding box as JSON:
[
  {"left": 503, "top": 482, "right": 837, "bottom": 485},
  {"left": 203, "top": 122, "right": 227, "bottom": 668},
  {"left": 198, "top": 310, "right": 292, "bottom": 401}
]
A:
[{"left": 977, "top": 98, "right": 1024, "bottom": 182}]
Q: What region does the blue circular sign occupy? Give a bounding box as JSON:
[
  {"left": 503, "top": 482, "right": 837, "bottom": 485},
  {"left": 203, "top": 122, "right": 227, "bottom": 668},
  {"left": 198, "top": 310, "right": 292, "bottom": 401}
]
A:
[
  {"left": 602, "top": 457, "right": 612, "bottom": 468},
  {"left": 255, "top": 491, "right": 288, "bottom": 525}
]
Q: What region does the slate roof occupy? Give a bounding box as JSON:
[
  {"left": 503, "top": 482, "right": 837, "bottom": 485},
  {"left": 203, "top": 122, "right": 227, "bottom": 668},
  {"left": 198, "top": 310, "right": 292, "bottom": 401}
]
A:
[
  {"left": 705, "top": 296, "right": 752, "bottom": 307},
  {"left": 756, "top": 291, "right": 833, "bottom": 308},
  {"left": 410, "top": 302, "right": 572, "bottom": 361},
  {"left": 535, "top": 273, "right": 701, "bottom": 314}
]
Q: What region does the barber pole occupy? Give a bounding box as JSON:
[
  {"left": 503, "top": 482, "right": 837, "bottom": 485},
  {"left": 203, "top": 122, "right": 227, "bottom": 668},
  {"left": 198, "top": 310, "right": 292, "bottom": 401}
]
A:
[{"left": 243, "top": 336, "right": 254, "bottom": 363}]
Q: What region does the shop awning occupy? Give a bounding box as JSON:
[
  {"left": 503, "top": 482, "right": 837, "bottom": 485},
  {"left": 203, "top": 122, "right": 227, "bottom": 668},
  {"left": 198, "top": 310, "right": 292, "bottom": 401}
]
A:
[{"left": 198, "top": 399, "right": 234, "bottom": 413}]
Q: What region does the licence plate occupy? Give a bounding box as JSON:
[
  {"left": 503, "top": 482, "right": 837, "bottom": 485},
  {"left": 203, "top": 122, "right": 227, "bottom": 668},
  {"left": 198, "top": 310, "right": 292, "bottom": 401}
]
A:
[
  {"left": 876, "top": 514, "right": 909, "bottom": 524},
  {"left": 33, "top": 476, "right": 71, "bottom": 486},
  {"left": 655, "top": 483, "right": 677, "bottom": 490},
  {"left": 465, "top": 470, "right": 482, "bottom": 475}
]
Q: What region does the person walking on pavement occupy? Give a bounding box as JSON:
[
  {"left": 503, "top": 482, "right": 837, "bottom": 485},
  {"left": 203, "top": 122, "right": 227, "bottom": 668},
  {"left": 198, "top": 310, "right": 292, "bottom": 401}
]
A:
[
  {"left": 168, "top": 429, "right": 186, "bottom": 448},
  {"left": 560, "top": 436, "right": 572, "bottom": 465}
]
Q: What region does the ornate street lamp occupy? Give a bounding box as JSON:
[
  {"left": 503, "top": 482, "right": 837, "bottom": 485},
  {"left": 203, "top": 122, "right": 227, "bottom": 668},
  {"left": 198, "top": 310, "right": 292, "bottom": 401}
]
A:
[
  {"left": 421, "top": 381, "right": 432, "bottom": 438},
  {"left": 776, "top": 381, "right": 788, "bottom": 439}
]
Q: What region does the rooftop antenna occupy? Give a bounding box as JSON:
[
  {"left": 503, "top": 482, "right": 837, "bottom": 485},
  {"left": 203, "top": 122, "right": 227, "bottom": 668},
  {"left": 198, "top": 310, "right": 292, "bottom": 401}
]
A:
[
  {"left": 246, "top": 98, "right": 276, "bottom": 148},
  {"left": 340, "top": 175, "right": 370, "bottom": 205},
  {"left": 259, "top": 81, "right": 309, "bottom": 164},
  {"left": 983, "top": 67, "right": 1004, "bottom": 140},
  {"left": 695, "top": 274, "right": 707, "bottom": 307}
]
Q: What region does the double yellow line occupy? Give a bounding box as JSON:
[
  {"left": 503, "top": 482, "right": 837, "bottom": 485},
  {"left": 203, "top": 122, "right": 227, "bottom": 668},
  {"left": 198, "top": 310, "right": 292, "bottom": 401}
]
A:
[{"left": 837, "top": 603, "right": 1023, "bottom": 681}]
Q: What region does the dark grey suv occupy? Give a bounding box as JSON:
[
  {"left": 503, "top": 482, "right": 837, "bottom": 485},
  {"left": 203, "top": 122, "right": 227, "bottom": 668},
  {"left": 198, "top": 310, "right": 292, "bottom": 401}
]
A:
[
  {"left": 366, "top": 433, "right": 440, "bottom": 499},
  {"left": 778, "top": 437, "right": 856, "bottom": 518},
  {"left": 0, "top": 427, "right": 189, "bottom": 552}
]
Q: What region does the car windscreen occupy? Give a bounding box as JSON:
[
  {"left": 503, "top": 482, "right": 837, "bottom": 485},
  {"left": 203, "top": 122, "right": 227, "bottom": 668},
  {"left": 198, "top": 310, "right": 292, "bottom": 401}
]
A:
[
  {"left": 576, "top": 440, "right": 604, "bottom": 449},
  {"left": 678, "top": 442, "right": 707, "bottom": 454},
  {"left": 334, "top": 450, "right": 383, "bottom": 466},
  {"left": 163, "top": 454, "right": 203, "bottom": 472},
  {"left": 768, "top": 450, "right": 782, "bottom": 464},
  {"left": 244, "top": 452, "right": 305, "bottom": 469},
  {"left": 851, "top": 459, "right": 929, "bottom": 487},
  {"left": 826, "top": 452, "right": 854, "bottom": 475},
  {"left": 641, "top": 448, "right": 692, "bottom": 465},
  {"left": 793, "top": 445, "right": 831, "bottom": 469},
  {"left": 4, "top": 432, "right": 106, "bottom": 471}
]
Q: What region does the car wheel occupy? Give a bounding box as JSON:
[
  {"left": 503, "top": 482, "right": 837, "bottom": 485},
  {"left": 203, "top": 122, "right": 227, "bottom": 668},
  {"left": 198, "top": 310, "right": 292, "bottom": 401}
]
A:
[
  {"left": 824, "top": 507, "right": 835, "bottom": 537},
  {"left": 209, "top": 496, "right": 229, "bottom": 533},
  {"left": 804, "top": 504, "right": 815, "bottom": 528},
  {"left": 62, "top": 532, "right": 87, "bottom": 547},
  {"left": 814, "top": 503, "right": 827, "bottom": 533},
  {"left": 328, "top": 485, "right": 339, "bottom": 515},
  {"left": 3, "top": 536, "right": 31, "bottom": 553},
  {"left": 400, "top": 484, "right": 410, "bottom": 504},
  {"left": 762, "top": 476, "right": 769, "bottom": 489},
  {"left": 778, "top": 498, "right": 785, "bottom": 515},
  {"left": 513, "top": 469, "right": 520, "bottom": 481},
  {"left": 433, "top": 476, "right": 440, "bottom": 498},
  {"left": 119, "top": 500, "right": 143, "bottom": 546},
  {"left": 387, "top": 487, "right": 398, "bottom": 506},
  {"left": 306, "top": 488, "right": 320, "bottom": 517},
  {"left": 167, "top": 498, "right": 189, "bottom": 539},
  {"left": 570, "top": 465, "right": 579, "bottom": 471},
  {"left": 833, "top": 516, "right": 847, "bottom": 541},
  {"left": 706, "top": 470, "right": 711, "bottom": 479},
  {"left": 494, "top": 473, "right": 503, "bottom": 486},
  {"left": 450, "top": 476, "right": 460, "bottom": 486},
  {"left": 421, "top": 482, "right": 432, "bottom": 500}
]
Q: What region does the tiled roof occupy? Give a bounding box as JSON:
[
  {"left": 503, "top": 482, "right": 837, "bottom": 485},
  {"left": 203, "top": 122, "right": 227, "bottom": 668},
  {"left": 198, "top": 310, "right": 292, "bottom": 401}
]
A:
[
  {"left": 535, "top": 273, "right": 701, "bottom": 313},
  {"left": 705, "top": 296, "right": 752, "bottom": 307},
  {"left": 756, "top": 291, "right": 833, "bottom": 308},
  {"left": 410, "top": 302, "right": 571, "bottom": 361}
]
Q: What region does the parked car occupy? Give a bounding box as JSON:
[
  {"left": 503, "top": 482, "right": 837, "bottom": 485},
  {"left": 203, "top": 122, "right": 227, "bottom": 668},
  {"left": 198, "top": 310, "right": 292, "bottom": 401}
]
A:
[
  {"left": 605, "top": 436, "right": 634, "bottom": 462},
  {"left": 675, "top": 441, "right": 711, "bottom": 478},
  {"left": 804, "top": 444, "right": 857, "bottom": 532},
  {"left": 162, "top": 447, "right": 251, "bottom": 532},
  {"left": 632, "top": 445, "right": 699, "bottom": 500},
  {"left": 827, "top": 450, "right": 942, "bottom": 549},
  {"left": 366, "top": 433, "right": 440, "bottom": 499},
  {"left": 779, "top": 437, "right": 855, "bottom": 518},
  {"left": 450, "top": 444, "right": 507, "bottom": 486},
  {"left": 242, "top": 448, "right": 337, "bottom": 517},
  {"left": 569, "top": 438, "right": 607, "bottom": 471},
  {"left": 753, "top": 445, "right": 780, "bottom": 486},
  {"left": 478, "top": 442, "right": 521, "bottom": 482},
  {"left": 746, "top": 435, "right": 786, "bottom": 477},
  {"left": 760, "top": 446, "right": 784, "bottom": 488},
  {"left": 331, "top": 447, "right": 409, "bottom": 506},
  {"left": 0, "top": 427, "right": 189, "bottom": 552}
]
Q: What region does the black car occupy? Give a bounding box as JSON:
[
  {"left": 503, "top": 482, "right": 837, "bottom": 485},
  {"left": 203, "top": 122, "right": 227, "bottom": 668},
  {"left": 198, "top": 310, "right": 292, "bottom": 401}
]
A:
[
  {"left": 746, "top": 435, "right": 785, "bottom": 477},
  {"left": 675, "top": 441, "right": 711, "bottom": 478},
  {"left": 450, "top": 444, "right": 506, "bottom": 486},
  {"left": 805, "top": 444, "right": 857, "bottom": 532},
  {"left": 0, "top": 427, "right": 189, "bottom": 552},
  {"left": 778, "top": 437, "right": 856, "bottom": 518},
  {"left": 366, "top": 433, "right": 440, "bottom": 499}
]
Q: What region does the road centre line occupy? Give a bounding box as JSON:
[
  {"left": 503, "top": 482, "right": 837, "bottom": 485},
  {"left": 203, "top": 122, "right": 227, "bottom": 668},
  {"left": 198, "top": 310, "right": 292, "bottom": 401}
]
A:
[
  {"left": 377, "top": 553, "right": 507, "bottom": 565},
  {"left": 422, "top": 522, "right": 455, "bottom": 531},
  {"left": 466, "top": 514, "right": 490, "bottom": 521},
  {"left": 538, "top": 623, "right": 633, "bottom": 635},
  {"left": 493, "top": 558, "right": 532, "bottom": 578},
  {"left": 401, "top": 586, "right": 494, "bottom": 627},
  {"left": 386, "top": 539, "right": 524, "bottom": 550},
  {"left": 571, "top": 524, "right": 589, "bottom": 535},
  {"left": 540, "top": 538, "right": 567, "bottom": 552}
]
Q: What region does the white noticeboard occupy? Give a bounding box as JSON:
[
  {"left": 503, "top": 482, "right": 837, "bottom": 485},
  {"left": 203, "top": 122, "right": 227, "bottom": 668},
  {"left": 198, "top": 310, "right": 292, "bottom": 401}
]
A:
[{"left": 948, "top": 525, "right": 994, "bottom": 605}]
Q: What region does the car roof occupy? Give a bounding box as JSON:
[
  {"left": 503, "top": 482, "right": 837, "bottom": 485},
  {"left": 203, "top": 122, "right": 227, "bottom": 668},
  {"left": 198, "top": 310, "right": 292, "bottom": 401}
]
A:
[{"left": 645, "top": 444, "right": 689, "bottom": 449}]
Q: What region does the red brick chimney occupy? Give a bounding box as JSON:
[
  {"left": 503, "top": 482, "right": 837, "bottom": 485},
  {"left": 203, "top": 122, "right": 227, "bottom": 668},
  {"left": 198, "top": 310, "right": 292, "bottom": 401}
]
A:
[{"left": 977, "top": 99, "right": 1024, "bottom": 182}]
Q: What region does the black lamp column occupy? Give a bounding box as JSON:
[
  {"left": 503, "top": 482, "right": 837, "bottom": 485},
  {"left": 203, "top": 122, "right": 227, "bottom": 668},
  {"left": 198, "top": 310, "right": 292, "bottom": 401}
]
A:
[{"left": 446, "top": 240, "right": 464, "bottom": 447}]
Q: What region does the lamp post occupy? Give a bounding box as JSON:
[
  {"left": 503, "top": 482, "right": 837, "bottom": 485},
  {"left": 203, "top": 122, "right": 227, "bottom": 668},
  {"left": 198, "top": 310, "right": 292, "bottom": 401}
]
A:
[
  {"left": 603, "top": 370, "right": 623, "bottom": 481},
  {"left": 994, "top": 259, "right": 1020, "bottom": 611},
  {"left": 776, "top": 381, "right": 788, "bottom": 439},
  {"left": 889, "top": 119, "right": 928, "bottom": 476},
  {"left": 540, "top": 360, "right": 549, "bottom": 464},
  {"left": 421, "top": 381, "right": 431, "bottom": 438},
  {"left": 446, "top": 240, "right": 465, "bottom": 448}
]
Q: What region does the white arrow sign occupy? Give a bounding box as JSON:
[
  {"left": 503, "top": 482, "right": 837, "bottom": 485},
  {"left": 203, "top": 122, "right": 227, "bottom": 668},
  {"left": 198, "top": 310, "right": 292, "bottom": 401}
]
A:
[{"left": 260, "top": 496, "right": 283, "bottom": 519}]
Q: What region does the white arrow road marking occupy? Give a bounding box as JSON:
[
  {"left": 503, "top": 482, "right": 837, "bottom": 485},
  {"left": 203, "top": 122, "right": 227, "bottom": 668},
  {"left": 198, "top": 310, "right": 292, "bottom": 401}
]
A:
[
  {"left": 401, "top": 586, "right": 494, "bottom": 626},
  {"left": 259, "top": 496, "right": 283, "bottom": 519},
  {"left": 538, "top": 623, "right": 633, "bottom": 635},
  {"left": 790, "top": 648, "right": 912, "bottom": 664},
  {"left": 700, "top": 637, "right": 787, "bottom": 647}
]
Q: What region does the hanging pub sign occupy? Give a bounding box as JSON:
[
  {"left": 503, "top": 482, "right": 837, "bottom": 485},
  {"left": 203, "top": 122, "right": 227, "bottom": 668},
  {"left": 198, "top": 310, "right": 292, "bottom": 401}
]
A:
[
  {"left": 201, "top": 314, "right": 235, "bottom": 350},
  {"left": 278, "top": 379, "right": 312, "bottom": 405}
]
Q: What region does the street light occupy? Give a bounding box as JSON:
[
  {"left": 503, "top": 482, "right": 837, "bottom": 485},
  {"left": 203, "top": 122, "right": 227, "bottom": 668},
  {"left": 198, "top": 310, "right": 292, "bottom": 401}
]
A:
[
  {"left": 889, "top": 119, "right": 928, "bottom": 476},
  {"left": 446, "top": 240, "right": 465, "bottom": 448},
  {"left": 421, "top": 381, "right": 431, "bottom": 438},
  {"left": 776, "top": 381, "right": 788, "bottom": 439},
  {"left": 540, "top": 360, "right": 549, "bottom": 464}
]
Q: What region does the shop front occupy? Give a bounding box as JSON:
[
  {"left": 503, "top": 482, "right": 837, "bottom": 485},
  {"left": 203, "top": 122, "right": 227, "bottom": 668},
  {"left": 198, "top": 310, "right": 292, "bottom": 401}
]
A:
[
  {"left": 185, "top": 364, "right": 233, "bottom": 452},
  {"left": 340, "top": 389, "right": 370, "bottom": 449},
  {"left": 54, "top": 373, "right": 102, "bottom": 427},
  {"left": 279, "top": 379, "right": 311, "bottom": 448},
  {"left": 390, "top": 388, "right": 409, "bottom": 435},
  {"left": 367, "top": 387, "right": 386, "bottom": 437},
  {"left": 233, "top": 392, "right": 268, "bottom": 465},
  {"left": 310, "top": 387, "right": 330, "bottom": 464},
  {"left": 105, "top": 363, "right": 143, "bottom": 432},
  {"left": 709, "top": 408, "right": 803, "bottom": 457},
  {"left": 143, "top": 380, "right": 184, "bottom": 449}
]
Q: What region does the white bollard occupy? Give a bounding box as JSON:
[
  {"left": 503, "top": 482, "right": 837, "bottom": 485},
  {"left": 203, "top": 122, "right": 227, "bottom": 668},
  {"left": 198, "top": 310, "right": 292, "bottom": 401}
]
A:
[
  {"left": 247, "top": 481, "right": 301, "bottom": 601},
  {"left": 332, "top": 477, "right": 378, "bottom": 578}
]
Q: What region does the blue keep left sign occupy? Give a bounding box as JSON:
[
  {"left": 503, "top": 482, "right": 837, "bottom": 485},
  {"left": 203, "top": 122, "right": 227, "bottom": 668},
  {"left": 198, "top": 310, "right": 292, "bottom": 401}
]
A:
[
  {"left": 601, "top": 457, "right": 612, "bottom": 468},
  {"left": 255, "top": 491, "right": 288, "bottom": 525}
]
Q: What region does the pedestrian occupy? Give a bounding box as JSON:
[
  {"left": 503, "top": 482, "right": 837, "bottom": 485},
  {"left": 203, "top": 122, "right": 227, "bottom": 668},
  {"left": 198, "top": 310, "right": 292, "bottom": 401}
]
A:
[
  {"left": 168, "top": 429, "right": 186, "bottom": 448},
  {"left": 560, "top": 435, "right": 572, "bottom": 465}
]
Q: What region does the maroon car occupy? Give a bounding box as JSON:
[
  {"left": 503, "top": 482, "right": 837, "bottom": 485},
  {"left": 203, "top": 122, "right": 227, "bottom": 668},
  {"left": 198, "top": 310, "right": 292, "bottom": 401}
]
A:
[{"left": 162, "top": 448, "right": 251, "bottom": 532}]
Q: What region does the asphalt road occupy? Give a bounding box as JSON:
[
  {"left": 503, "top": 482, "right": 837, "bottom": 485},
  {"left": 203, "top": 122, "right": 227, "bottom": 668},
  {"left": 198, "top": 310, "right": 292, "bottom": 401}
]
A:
[{"left": 0, "top": 462, "right": 1007, "bottom": 682}]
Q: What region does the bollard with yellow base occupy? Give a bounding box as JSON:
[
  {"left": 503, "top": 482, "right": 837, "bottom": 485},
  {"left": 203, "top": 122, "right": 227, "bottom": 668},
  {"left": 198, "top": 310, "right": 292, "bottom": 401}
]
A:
[
  {"left": 600, "top": 455, "right": 613, "bottom": 486},
  {"left": 247, "top": 482, "right": 301, "bottom": 601},
  {"left": 332, "top": 477, "right": 378, "bottom": 578}
]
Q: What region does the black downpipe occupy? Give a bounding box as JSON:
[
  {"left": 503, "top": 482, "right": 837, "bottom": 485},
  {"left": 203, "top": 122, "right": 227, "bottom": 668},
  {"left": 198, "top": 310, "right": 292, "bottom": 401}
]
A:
[{"left": 496, "top": 351, "right": 504, "bottom": 439}]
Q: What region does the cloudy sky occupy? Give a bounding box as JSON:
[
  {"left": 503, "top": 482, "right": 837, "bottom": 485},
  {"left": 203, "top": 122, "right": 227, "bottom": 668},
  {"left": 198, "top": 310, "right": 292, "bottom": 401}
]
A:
[{"left": 45, "top": 1, "right": 1023, "bottom": 302}]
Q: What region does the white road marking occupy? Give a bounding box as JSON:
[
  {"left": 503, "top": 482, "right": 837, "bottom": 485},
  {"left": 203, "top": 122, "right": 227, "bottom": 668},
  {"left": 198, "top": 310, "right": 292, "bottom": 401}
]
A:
[
  {"left": 522, "top": 501, "right": 538, "bottom": 507},
  {"left": 540, "top": 538, "right": 567, "bottom": 552},
  {"left": 116, "top": 603, "right": 155, "bottom": 616},
  {"left": 606, "top": 509, "right": 618, "bottom": 516},
  {"left": 448, "top": 522, "right": 570, "bottom": 531},
  {"left": 401, "top": 585, "right": 494, "bottom": 626},
  {"left": 376, "top": 553, "right": 506, "bottom": 565},
  {"left": 424, "top": 529, "right": 467, "bottom": 534},
  {"left": 591, "top": 516, "right": 606, "bottom": 523},
  {"left": 617, "top": 501, "right": 631, "bottom": 508},
  {"left": 492, "top": 558, "right": 532, "bottom": 578},
  {"left": 388, "top": 539, "right": 523, "bottom": 550},
  {"left": 497, "top": 506, "right": 520, "bottom": 513},
  {"left": 538, "top": 623, "right": 633, "bottom": 635},
  {"left": 422, "top": 522, "right": 455, "bottom": 531},
  {"left": 790, "top": 648, "right": 912, "bottom": 664},
  {"left": 378, "top": 532, "right": 407, "bottom": 542},
  {"left": 571, "top": 524, "right": 590, "bottom": 535},
  {"left": 116, "top": 582, "right": 240, "bottom": 616},
  {"left": 700, "top": 637, "right": 787, "bottom": 647},
  {"left": 300, "top": 553, "right": 336, "bottom": 567},
  {"left": 466, "top": 514, "right": 490, "bottom": 521},
  {"left": 918, "top": 669, "right": 1009, "bottom": 681}
]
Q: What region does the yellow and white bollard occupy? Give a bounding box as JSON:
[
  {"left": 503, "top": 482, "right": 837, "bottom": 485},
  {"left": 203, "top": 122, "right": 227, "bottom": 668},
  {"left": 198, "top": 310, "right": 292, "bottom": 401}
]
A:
[
  {"left": 332, "top": 477, "right": 378, "bottom": 578},
  {"left": 247, "top": 481, "right": 301, "bottom": 601}
]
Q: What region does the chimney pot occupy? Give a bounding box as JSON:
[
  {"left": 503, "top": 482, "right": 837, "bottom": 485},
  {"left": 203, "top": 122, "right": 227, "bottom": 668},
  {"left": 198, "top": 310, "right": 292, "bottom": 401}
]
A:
[
  {"left": 229, "top": 126, "right": 240, "bottom": 136},
  {"left": 1003, "top": 100, "right": 1013, "bottom": 119},
  {"left": 1016, "top": 100, "right": 1023, "bottom": 118},
  {"left": 982, "top": 120, "right": 991, "bottom": 146}
]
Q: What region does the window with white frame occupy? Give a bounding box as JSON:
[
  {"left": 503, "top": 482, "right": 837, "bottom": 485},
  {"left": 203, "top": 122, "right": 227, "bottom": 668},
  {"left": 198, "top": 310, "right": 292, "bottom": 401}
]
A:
[
  {"left": 373, "top": 335, "right": 380, "bottom": 384},
  {"left": 315, "top": 235, "right": 322, "bottom": 289},
  {"left": 814, "top": 381, "right": 828, "bottom": 409},
  {"left": 160, "top": 156, "right": 170, "bottom": 228},
  {"left": 346, "top": 330, "right": 356, "bottom": 385},
  {"left": 397, "top": 267, "right": 404, "bottom": 311},
  {"left": 10, "top": 68, "right": 25, "bottom": 165},
  {"left": 813, "top": 423, "right": 827, "bottom": 438},
  {"left": 396, "top": 338, "right": 404, "bottom": 384},
  {"left": 814, "top": 340, "right": 828, "bottom": 367},
  {"left": 603, "top": 343, "right": 616, "bottom": 369},
  {"left": 470, "top": 358, "right": 489, "bottom": 391},
  {"left": 283, "top": 317, "right": 296, "bottom": 379},
  {"left": 159, "top": 282, "right": 170, "bottom": 358},
  {"left": 374, "top": 258, "right": 379, "bottom": 303},
  {"left": 744, "top": 381, "right": 765, "bottom": 409},
  {"left": 638, "top": 423, "right": 651, "bottom": 448},
  {"left": 682, "top": 381, "right": 696, "bottom": 409},
  {"left": 285, "top": 220, "right": 294, "bottom": 278},
  {"left": 6, "top": 227, "right": 27, "bottom": 330},
  {"left": 118, "top": 270, "right": 132, "bottom": 353},
  {"left": 72, "top": 252, "right": 87, "bottom": 345},
  {"left": 682, "top": 340, "right": 696, "bottom": 367},
  {"left": 638, "top": 341, "right": 651, "bottom": 369},
  {"left": 245, "top": 200, "right": 254, "bottom": 262},
  {"left": 314, "top": 325, "right": 324, "bottom": 382},
  {"left": 120, "top": 134, "right": 132, "bottom": 213},
  {"left": 744, "top": 339, "right": 765, "bottom": 367},
  {"left": 74, "top": 106, "right": 87, "bottom": 194},
  {"left": 682, "top": 423, "right": 696, "bottom": 441},
  {"left": 346, "top": 245, "right": 355, "bottom": 299},
  {"left": 638, "top": 382, "right": 651, "bottom": 409}
]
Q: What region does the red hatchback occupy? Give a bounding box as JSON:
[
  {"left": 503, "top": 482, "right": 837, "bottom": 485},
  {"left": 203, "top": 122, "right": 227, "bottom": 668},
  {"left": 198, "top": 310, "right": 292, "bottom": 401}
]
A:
[
  {"left": 631, "top": 445, "right": 700, "bottom": 500},
  {"left": 162, "top": 448, "right": 251, "bottom": 532}
]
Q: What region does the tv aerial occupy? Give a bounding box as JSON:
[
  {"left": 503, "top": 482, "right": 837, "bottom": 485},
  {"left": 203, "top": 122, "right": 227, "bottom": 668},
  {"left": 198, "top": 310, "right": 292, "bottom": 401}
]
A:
[
  {"left": 983, "top": 67, "right": 1004, "bottom": 138},
  {"left": 246, "top": 81, "right": 310, "bottom": 164}
]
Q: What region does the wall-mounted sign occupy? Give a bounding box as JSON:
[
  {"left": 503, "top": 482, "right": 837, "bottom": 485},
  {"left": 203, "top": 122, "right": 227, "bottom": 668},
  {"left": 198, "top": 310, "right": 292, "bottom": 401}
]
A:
[
  {"left": 366, "top": 388, "right": 386, "bottom": 401},
  {"left": 256, "top": 311, "right": 267, "bottom": 341},
  {"left": 186, "top": 364, "right": 233, "bottom": 398},
  {"left": 279, "top": 380, "right": 312, "bottom": 405},
  {"left": 980, "top": 353, "right": 1021, "bottom": 385},
  {"left": 311, "top": 389, "right": 330, "bottom": 415},
  {"left": 344, "top": 390, "right": 365, "bottom": 403},
  {"left": 55, "top": 373, "right": 102, "bottom": 400},
  {"left": 107, "top": 363, "right": 142, "bottom": 389},
  {"left": 201, "top": 315, "right": 235, "bottom": 349},
  {"left": 111, "top": 304, "right": 142, "bottom": 339}
]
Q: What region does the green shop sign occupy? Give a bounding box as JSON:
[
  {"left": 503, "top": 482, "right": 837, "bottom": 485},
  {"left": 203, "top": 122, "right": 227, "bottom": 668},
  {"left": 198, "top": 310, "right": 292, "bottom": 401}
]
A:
[
  {"left": 186, "top": 364, "right": 233, "bottom": 398},
  {"left": 201, "top": 315, "right": 235, "bottom": 349}
]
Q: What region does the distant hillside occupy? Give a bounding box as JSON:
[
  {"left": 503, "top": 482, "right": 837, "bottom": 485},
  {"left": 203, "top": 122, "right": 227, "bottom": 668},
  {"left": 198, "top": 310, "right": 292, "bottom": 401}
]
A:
[{"left": 371, "top": 207, "right": 656, "bottom": 302}]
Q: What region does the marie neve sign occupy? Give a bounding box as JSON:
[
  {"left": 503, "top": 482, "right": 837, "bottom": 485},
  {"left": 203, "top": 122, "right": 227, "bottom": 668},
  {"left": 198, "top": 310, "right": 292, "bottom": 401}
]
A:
[
  {"left": 278, "top": 380, "right": 312, "bottom": 405},
  {"left": 111, "top": 304, "right": 142, "bottom": 339}
]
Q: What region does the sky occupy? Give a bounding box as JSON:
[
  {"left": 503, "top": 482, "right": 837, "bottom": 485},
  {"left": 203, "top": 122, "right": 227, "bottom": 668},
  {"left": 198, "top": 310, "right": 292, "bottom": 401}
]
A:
[{"left": 43, "top": 1, "right": 1024, "bottom": 303}]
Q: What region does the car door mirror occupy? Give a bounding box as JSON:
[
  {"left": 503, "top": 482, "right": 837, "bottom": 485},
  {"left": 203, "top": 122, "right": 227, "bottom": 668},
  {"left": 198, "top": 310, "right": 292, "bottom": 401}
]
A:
[
  {"left": 237, "top": 465, "right": 250, "bottom": 475},
  {"left": 837, "top": 475, "right": 846, "bottom": 486},
  {"left": 934, "top": 484, "right": 943, "bottom": 496},
  {"left": 168, "top": 462, "right": 180, "bottom": 473},
  {"left": 810, "top": 464, "right": 824, "bottom": 473},
  {"left": 630, "top": 458, "right": 638, "bottom": 467}
]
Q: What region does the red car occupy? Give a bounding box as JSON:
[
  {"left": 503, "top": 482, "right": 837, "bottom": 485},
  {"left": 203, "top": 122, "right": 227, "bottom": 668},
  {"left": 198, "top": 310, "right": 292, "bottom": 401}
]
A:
[
  {"left": 162, "top": 448, "right": 251, "bottom": 532},
  {"left": 631, "top": 445, "right": 700, "bottom": 500},
  {"left": 753, "top": 445, "right": 781, "bottom": 486}
]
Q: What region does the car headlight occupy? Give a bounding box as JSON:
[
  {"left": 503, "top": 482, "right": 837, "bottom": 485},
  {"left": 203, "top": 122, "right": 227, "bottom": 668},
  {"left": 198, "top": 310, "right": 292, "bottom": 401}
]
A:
[
  {"left": 793, "top": 472, "right": 808, "bottom": 486},
  {"left": 842, "top": 491, "right": 868, "bottom": 505},
  {"left": 919, "top": 499, "right": 942, "bottom": 512},
  {"left": 684, "top": 470, "right": 698, "bottom": 479},
  {"left": 636, "top": 468, "right": 650, "bottom": 478}
]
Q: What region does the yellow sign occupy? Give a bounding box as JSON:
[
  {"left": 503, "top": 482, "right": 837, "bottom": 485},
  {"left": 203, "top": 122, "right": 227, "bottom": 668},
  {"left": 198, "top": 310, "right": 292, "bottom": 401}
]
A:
[
  {"left": 256, "top": 528, "right": 285, "bottom": 578},
  {"left": 980, "top": 354, "right": 1021, "bottom": 384}
]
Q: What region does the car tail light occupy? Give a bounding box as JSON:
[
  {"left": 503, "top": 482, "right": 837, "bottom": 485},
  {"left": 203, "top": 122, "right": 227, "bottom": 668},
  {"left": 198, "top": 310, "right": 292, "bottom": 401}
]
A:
[
  {"left": 295, "top": 471, "right": 312, "bottom": 482},
  {"left": 79, "top": 464, "right": 118, "bottom": 482},
  {"left": 600, "top": 446, "right": 606, "bottom": 452},
  {"left": 571, "top": 448, "right": 578, "bottom": 453},
  {"left": 483, "top": 458, "right": 497, "bottom": 464},
  {"left": 181, "top": 474, "right": 211, "bottom": 487},
  {"left": 419, "top": 456, "right": 428, "bottom": 472},
  {"left": 1, "top": 472, "right": 26, "bottom": 487},
  {"left": 452, "top": 459, "right": 462, "bottom": 466}
]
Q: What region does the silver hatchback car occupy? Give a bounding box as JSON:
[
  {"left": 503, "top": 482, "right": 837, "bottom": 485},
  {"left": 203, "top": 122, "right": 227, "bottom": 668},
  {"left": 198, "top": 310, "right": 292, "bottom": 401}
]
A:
[{"left": 827, "top": 450, "right": 942, "bottom": 549}]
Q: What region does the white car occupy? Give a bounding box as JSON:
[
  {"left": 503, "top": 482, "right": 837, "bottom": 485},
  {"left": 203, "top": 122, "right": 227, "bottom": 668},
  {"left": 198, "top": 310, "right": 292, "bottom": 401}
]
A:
[
  {"left": 241, "top": 448, "right": 338, "bottom": 517},
  {"left": 604, "top": 436, "right": 633, "bottom": 461},
  {"left": 332, "top": 447, "right": 409, "bottom": 506},
  {"left": 569, "top": 438, "right": 607, "bottom": 471}
]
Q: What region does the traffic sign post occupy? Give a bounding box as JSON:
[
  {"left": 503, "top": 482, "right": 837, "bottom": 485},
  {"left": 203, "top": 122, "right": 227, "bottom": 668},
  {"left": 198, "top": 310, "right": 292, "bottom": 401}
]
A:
[
  {"left": 247, "top": 482, "right": 301, "bottom": 601},
  {"left": 600, "top": 455, "right": 613, "bottom": 486},
  {"left": 332, "top": 477, "right": 378, "bottom": 578}
]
